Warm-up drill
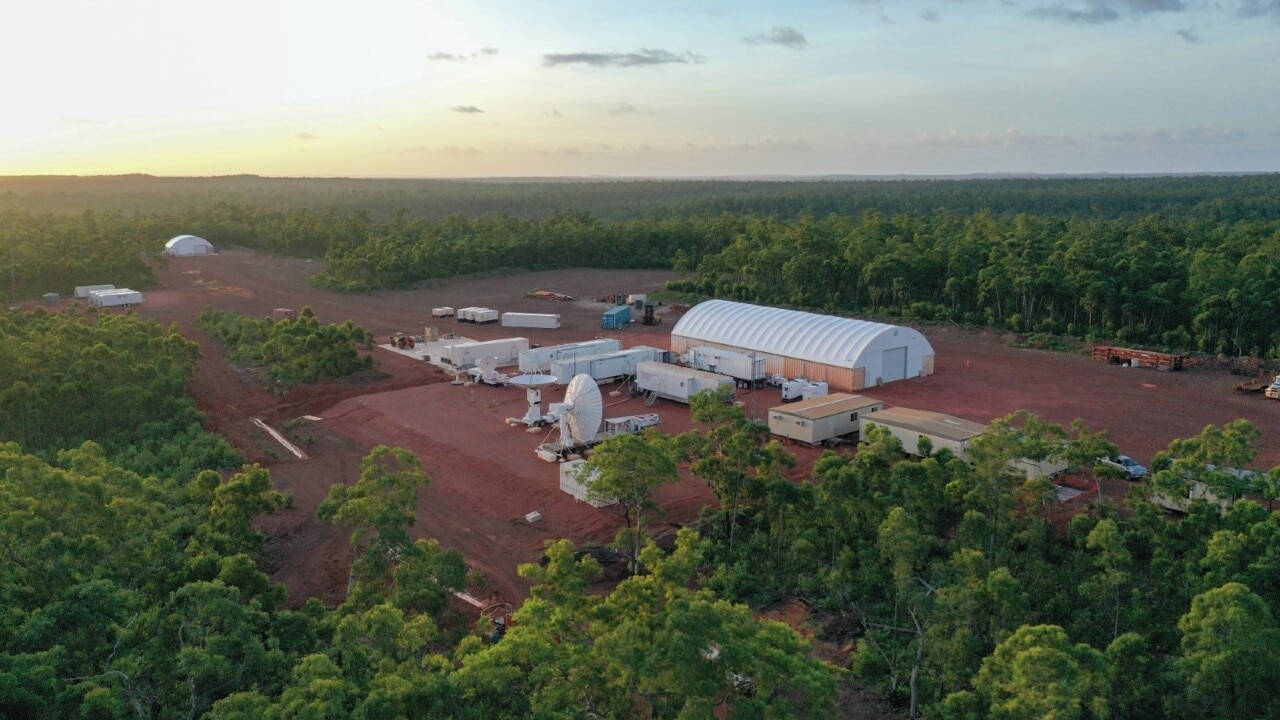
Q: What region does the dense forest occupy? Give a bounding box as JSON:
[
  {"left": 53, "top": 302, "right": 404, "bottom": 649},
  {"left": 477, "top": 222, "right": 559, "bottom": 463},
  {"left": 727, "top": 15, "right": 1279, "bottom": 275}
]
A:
[
  {"left": 5, "top": 175, "right": 1280, "bottom": 716},
  {"left": 197, "top": 307, "right": 375, "bottom": 390},
  {"left": 6, "top": 175, "right": 1279, "bottom": 356}
]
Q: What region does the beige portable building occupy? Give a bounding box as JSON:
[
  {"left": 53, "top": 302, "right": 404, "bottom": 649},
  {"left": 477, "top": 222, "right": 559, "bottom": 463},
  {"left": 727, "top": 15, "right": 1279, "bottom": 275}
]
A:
[
  {"left": 860, "top": 407, "right": 985, "bottom": 459},
  {"left": 860, "top": 407, "right": 1068, "bottom": 479},
  {"left": 768, "top": 393, "right": 885, "bottom": 446}
]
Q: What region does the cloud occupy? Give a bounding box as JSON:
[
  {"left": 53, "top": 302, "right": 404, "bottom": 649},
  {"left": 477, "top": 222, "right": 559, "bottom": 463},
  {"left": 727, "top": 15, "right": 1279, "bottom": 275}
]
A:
[
  {"left": 915, "top": 127, "right": 1077, "bottom": 148},
  {"left": 607, "top": 103, "right": 652, "bottom": 115},
  {"left": 1237, "top": 0, "right": 1280, "bottom": 18},
  {"left": 544, "top": 109, "right": 562, "bottom": 117},
  {"left": 1027, "top": 0, "right": 1187, "bottom": 23},
  {"left": 743, "top": 26, "right": 809, "bottom": 48},
  {"left": 730, "top": 135, "right": 813, "bottom": 153},
  {"left": 542, "top": 48, "right": 704, "bottom": 67},
  {"left": 921, "top": 8, "right": 941, "bottom": 21},
  {"left": 60, "top": 117, "right": 99, "bottom": 125},
  {"left": 479, "top": 47, "right": 499, "bottom": 55},
  {"left": 295, "top": 132, "right": 317, "bottom": 141},
  {"left": 1176, "top": 27, "right": 1201, "bottom": 41},
  {"left": 1099, "top": 124, "right": 1250, "bottom": 144},
  {"left": 429, "top": 52, "right": 466, "bottom": 61},
  {"left": 403, "top": 146, "right": 483, "bottom": 158},
  {"left": 451, "top": 105, "right": 485, "bottom": 114}
]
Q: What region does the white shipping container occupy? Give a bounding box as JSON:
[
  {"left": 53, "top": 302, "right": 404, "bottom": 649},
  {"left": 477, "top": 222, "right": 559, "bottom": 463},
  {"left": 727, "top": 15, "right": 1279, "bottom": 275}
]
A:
[
  {"left": 90, "top": 289, "right": 143, "bottom": 307},
  {"left": 441, "top": 337, "right": 530, "bottom": 367},
  {"left": 432, "top": 307, "right": 455, "bottom": 317},
  {"left": 559, "top": 460, "right": 618, "bottom": 507},
  {"left": 456, "top": 307, "right": 480, "bottom": 322},
  {"left": 635, "top": 361, "right": 736, "bottom": 404},
  {"left": 550, "top": 346, "right": 665, "bottom": 384},
  {"left": 519, "top": 338, "right": 622, "bottom": 373},
  {"left": 687, "top": 346, "right": 767, "bottom": 384},
  {"left": 473, "top": 308, "right": 500, "bottom": 324},
  {"left": 75, "top": 284, "right": 115, "bottom": 298},
  {"left": 501, "top": 312, "right": 561, "bottom": 329}
]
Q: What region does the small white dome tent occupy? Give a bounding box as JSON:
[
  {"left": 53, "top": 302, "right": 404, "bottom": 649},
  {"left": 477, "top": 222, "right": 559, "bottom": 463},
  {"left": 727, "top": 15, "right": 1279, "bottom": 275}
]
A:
[
  {"left": 165, "top": 235, "right": 216, "bottom": 256},
  {"left": 670, "top": 299, "right": 935, "bottom": 391}
]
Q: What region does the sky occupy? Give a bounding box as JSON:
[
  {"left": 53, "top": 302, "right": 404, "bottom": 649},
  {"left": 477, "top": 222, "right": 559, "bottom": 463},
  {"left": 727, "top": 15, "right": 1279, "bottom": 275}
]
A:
[{"left": 2, "top": 0, "right": 1278, "bottom": 177}]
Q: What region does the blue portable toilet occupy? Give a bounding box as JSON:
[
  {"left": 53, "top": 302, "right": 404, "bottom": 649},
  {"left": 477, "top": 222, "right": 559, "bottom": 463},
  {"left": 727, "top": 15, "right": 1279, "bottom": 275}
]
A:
[{"left": 602, "top": 305, "right": 632, "bottom": 330}]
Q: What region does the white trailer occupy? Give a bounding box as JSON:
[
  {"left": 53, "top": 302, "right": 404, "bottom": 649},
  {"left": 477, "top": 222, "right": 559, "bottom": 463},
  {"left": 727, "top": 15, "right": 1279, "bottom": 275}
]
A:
[
  {"left": 559, "top": 460, "right": 618, "bottom": 507},
  {"left": 75, "top": 284, "right": 115, "bottom": 299},
  {"left": 474, "top": 308, "right": 499, "bottom": 324},
  {"left": 519, "top": 338, "right": 622, "bottom": 373},
  {"left": 502, "top": 312, "right": 560, "bottom": 329},
  {"left": 550, "top": 346, "right": 666, "bottom": 384},
  {"left": 686, "top": 346, "right": 767, "bottom": 385},
  {"left": 456, "top": 307, "right": 481, "bottom": 322},
  {"left": 90, "top": 289, "right": 143, "bottom": 307},
  {"left": 441, "top": 337, "right": 530, "bottom": 368},
  {"left": 635, "top": 361, "right": 736, "bottom": 404}
]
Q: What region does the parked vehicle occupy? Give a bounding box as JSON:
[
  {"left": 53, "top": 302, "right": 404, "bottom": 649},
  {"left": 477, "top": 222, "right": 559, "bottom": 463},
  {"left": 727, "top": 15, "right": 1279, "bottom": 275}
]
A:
[{"left": 1099, "top": 454, "right": 1148, "bottom": 480}]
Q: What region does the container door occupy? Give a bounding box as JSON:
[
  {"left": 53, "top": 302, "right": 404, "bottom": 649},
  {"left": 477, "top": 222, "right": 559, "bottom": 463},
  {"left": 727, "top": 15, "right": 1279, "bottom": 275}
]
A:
[{"left": 882, "top": 347, "right": 908, "bottom": 383}]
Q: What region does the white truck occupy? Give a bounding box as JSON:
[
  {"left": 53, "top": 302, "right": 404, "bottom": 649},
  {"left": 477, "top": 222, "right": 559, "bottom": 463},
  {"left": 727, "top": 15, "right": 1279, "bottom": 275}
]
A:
[
  {"left": 519, "top": 338, "right": 622, "bottom": 373},
  {"left": 684, "top": 346, "right": 767, "bottom": 386},
  {"left": 549, "top": 346, "right": 666, "bottom": 384},
  {"left": 440, "top": 337, "right": 529, "bottom": 368},
  {"left": 634, "top": 361, "right": 736, "bottom": 404}
]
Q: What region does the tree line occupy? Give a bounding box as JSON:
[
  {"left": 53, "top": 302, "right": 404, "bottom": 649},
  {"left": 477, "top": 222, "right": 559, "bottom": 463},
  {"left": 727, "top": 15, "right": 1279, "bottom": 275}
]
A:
[{"left": 5, "top": 173, "right": 1280, "bottom": 223}]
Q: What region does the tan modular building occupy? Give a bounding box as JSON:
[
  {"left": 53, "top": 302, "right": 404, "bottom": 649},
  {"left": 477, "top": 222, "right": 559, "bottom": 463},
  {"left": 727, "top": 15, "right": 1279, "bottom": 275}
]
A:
[
  {"left": 670, "top": 300, "right": 935, "bottom": 392},
  {"left": 861, "top": 407, "right": 985, "bottom": 459},
  {"left": 768, "top": 393, "right": 885, "bottom": 446},
  {"left": 860, "top": 407, "right": 1068, "bottom": 479}
]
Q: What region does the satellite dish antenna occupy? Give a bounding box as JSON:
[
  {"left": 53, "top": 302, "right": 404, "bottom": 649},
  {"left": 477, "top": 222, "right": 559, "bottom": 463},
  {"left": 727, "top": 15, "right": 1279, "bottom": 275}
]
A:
[
  {"left": 507, "top": 373, "right": 558, "bottom": 428},
  {"left": 559, "top": 374, "right": 603, "bottom": 447}
]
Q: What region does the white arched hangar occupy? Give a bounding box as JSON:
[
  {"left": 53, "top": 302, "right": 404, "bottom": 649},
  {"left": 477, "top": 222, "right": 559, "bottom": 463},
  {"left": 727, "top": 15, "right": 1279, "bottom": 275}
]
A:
[
  {"left": 670, "top": 300, "right": 935, "bottom": 392},
  {"left": 164, "top": 234, "right": 216, "bottom": 256}
]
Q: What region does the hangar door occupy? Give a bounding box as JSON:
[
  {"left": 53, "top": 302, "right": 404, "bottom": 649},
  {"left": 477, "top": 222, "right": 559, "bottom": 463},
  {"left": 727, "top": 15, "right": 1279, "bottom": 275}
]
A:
[{"left": 882, "top": 346, "right": 908, "bottom": 383}]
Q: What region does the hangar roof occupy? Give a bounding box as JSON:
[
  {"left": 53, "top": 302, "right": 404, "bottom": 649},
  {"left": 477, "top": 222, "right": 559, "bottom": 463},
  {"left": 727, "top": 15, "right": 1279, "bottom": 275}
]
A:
[{"left": 671, "top": 299, "right": 930, "bottom": 368}]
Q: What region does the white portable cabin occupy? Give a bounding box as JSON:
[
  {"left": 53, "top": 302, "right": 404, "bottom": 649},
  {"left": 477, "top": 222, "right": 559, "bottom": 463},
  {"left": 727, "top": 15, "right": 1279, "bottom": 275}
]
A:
[
  {"left": 550, "top": 346, "right": 666, "bottom": 384},
  {"left": 75, "top": 284, "right": 115, "bottom": 299},
  {"left": 559, "top": 460, "right": 618, "bottom": 508},
  {"left": 768, "top": 393, "right": 884, "bottom": 446},
  {"left": 90, "top": 289, "right": 143, "bottom": 307},
  {"left": 473, "top": 308, "right": 499, "bottom": 324},
  {"left": 456, "top": 307, "right": 481, "bottom": 322},
  {"left": 164, "top": 235, "right": 216, "bottom": 256},
  {"left": 685, "top": 346, "right": 767, "bottom": 384},
  {"left": 502, "top": 312, "right": 560, "bottom": 329},
  {"left": 635, "top": 361, "right": 736, "bottom": 404},
  {"left": 519, "top": 338, "right": 622, "bottom": 373},
  {"left": 440, "top": 337, "right": 530, "bottom": 368},
  {"left": 431, "top": 307, "right": 455, "bottom": 318}
]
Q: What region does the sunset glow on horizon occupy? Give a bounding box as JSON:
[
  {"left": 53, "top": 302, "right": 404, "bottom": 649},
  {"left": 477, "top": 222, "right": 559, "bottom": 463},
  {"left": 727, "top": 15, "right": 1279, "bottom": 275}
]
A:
[{"left": 4, "top": 0, "right": 1278, "bottom": 178}]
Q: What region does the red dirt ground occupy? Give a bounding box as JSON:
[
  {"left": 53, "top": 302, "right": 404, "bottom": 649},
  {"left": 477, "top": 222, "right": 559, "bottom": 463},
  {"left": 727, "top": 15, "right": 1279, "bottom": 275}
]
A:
[{"left": 132, "top": 250, "right": 1280, "bottom": 610}]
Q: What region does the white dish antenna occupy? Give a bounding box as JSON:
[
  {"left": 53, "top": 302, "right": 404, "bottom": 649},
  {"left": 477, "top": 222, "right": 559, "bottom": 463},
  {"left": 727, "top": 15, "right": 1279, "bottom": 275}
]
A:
[
  {"left": 507, "top": 374, "right": 559, "bottom": 428},
  {"left": 561, "top": 374, "right": 603, "bottom": 444},
  {"left": 508, "top": 373, "right": 558, "bottom": 389}
]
